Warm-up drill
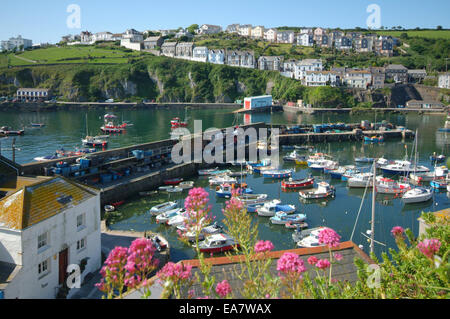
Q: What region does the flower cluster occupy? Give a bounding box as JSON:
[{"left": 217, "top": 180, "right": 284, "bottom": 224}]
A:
[
  {"left": 96, "top": 246, "right": 128, "bottom": 293},
  {"left": 158, "top": 262, "right": 193, "bottom": 282},
  {"left": 181, "top": 188, "right": 213, "bottom": 241},
  {"left": 318, "top": 228, "right": 341, "bottom": 248},
  {"left": 315, "top": 259, "right": 331, "bottom": 270},
  {"left": 417, "top": 238, "right": 441, "bottom": 259},
  {"left": 391, "top": 226, "right": 405, "bottom": 238},
  {"left": 215, "top": 280, "right": 232, "bottom": 298},
  {"left": 277, "top": 252, "right": 306, "bottom": 275},
  {"left": 124, "top": 238, "right": 159, "bottom": 288},
  {"left": 254, "top": 240, "right": 274, "bottom": 253},
  {"left": 307, "top": 256, "right": 318, "bottom": 265}
]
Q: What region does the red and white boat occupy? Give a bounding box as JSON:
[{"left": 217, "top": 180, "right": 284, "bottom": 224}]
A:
[
  {"left": 101, "top": 121, "right": 125, "bottom": 134},
  {"left": 171, "top": 117, "right": 188, "bottom": 129},
  {"left": 194, "top": 233, "right": 239, "bottom": 254},
  {"left": 163, "top": 178, "right": 184, "bottom": 185},
  {"left": 375, "top": 177, "right": 411, "bottom": 195},
  {"left": 281, "top": 177, "right": 314, "bottom": 190}
]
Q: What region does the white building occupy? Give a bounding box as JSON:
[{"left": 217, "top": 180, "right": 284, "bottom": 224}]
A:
[
  {"left": 226, "top": 24, "right": 240, "bottom": 33},
  {"left": 344, "top": 70, "right": 372, "bottom": 89},
  {"left": 251, "top": 26, "right": 265, "bottom": 39},
  {"left": 264, "top": 28, "right": 278, "bottom": 42},
  {"left": 438, "top": 73, "right": 450, "bottom": 89},
  {"left": 297, "top": 33, "right": 314, "bottom": 46},
  {"left": 120, "top": 38, "right": 142, "bottom": 51},
  {"left": 0, "top": 176, "right": 101, "bottom": 299},
  {"left": 294, "top": 59, "right": 323, "bottom": 81},
  {"left": 92, "top": 32, "right": 113, "bottom": 42},
  {"left": 192, "top": 47, "right": 209, "bottom": 62},
  {"left": 208, "top": 49, "right": 225, "bottom": 64},
  {"left": 122, "top": 29, "right": 144, "bottom": 42},
  {"left": 238, "top": 25, "right": 253, "bottom": 37},
  {"left": 281, "top": 59, "right": 297, "bottom": 78},
  {"left": 1, "top": 35, "right": 32, "bottom": 51},
  {"left": 304, "top": 71, "right": 339, "bottom": 87},
  {"left": 198, "top": 24, "right": 222, "bottom": 34}
]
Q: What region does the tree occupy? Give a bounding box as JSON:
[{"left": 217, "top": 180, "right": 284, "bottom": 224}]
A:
[
  {"left": 187, "top": 24, "right": 199, "bottom": 34},
  {"left": 437, "top": 25, "right": 443, "bottom": 30}
]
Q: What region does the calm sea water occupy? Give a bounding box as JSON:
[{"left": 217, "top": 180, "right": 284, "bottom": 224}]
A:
[{"left": 1, "top": 108, "right": 449, "bottom": 261}]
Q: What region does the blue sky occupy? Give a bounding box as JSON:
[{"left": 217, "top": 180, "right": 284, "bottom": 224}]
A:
[{"left": 0, "top": 0, "right": 449, "bottom": 43}]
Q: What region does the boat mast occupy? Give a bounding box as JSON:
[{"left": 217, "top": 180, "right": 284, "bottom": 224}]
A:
[{"left": 370, "top": 162, "right": 376, "bottom": 254}]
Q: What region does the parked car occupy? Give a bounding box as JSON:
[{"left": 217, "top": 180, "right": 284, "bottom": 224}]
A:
[{"left": 105, "top": 99, "right": 114, "bottom": 103}]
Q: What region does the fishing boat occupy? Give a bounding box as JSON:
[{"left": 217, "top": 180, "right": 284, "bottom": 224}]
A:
[
  {"left": 164, "top": 178, "right": 184, "bottom": 185},
  {"left": 149, "top": 201, "right": 178, "bottom": 216},
  {"left": 298, "top": 182, "right": 335, "bottom": 199},
  {"left": 262, "top": 169, "right": 293, "bottom": 179},
  {"left": 341, "top": 167, "right": 362, "bottom": 181},
  {"left": 209, "top": 175, "right": 237, "bottom": 186},
  {"left": 430, "top": 154, "right": 446, "bottom": 164},
  {"left": 201, "top": 222, "right": 224, "bottom": 236},
  {"left": 236, "top": 193, "right": 269, "bottom": 205},
  {"left": 171, "top": 117, "right": 188, "bottom": 129},
  {"left": 296, "top": 228, "right": 328, "bottom": 248},
  {"left": 158, "top": 185, "right": 174, "bottom": 191},
  {"left": 82, "top": 136, "right": 108, "bottom": 148},
  {"left": 0, "top": 126, "right": 24, "bottom": 136},
  {"left": 156, "top": 208, "right": 184, "bottom": 224},
  {"left": 215, "top": 183, "right": 253, "bottom": 198},
  {"left": 281, "top": 177, "right": 314, "bottom": 189},
  {"left": 252, "top": 165, "right": 276, "bottom": 174},
  {"left": 364, "top": 135, "right": 384, "bottom": 143},
  {"left": 307, "top": 153, "right": 333, "bottom": 167},
  {"left": 347, "top": 173, "right": 374, "bottom": 188},
  {"left": 283, "top": 150, "right": 301, "bottom": 162},
  {"left": 246, "top": 159, "right": 272, "bottom": 169},
  {"left": 193, "top": 233, "right": 239, "bottom": 254},
  {"left": 179, "top": 181, "right": 194, "bottom": 189},
  {"left": 257, "top": 200, "right": 296, "bottom": 217},
  {"left": 375, "top": 177, "right": 411, "bottom": 194},
  {"left": 410, "top": 166, "right": 448, "bottom": 183},
  {"left": 198, "top": 167, "right": 219, "bottom": 176},
  {"left": 270, "top": 212, "right": 306, "bottom": 225},
  {"left": 381, "top": 160, "right": 430, "bottom": 176},
  {"left": 101, "top": 122, "right": 125, "bottom": 134},
  {"left": 430, "top": 178, "right": 448, "bottom": 190},
  {"left": 355, "top": 157, "right": 375, "bottom": 163},
  {"left": 402, "top": 187, "right": 433, "bottom": 204}
]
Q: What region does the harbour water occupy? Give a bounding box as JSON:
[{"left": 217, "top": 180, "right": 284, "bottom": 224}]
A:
[{"left": 0, "top": 108, "right": 449, "bottom": 261}]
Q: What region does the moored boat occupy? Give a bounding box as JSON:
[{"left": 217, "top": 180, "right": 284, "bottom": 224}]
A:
[
  {"left": 261, "top": 169, "right": 293, "bottom": 179},
  {"left": 193, "top": 233, "right": 239, "bottom": 254},
  {"left": 401, "top": 187, "right": 433, "bottom": 204},
  {"left": 270, "top": 212, "right": 306, "bottom": 225},
  {"left": 179, "top": 181, "right": 194, "bottom": 189},
  {"left": 364, "top": 135, "right": 384, "bottom": 143},
  {"left": 257, "top": 200, "right": 296, "bottom": 217},
  {"left": 149, "top": 201, "right": 178, "bottom": 216},
  {"left": 156, "top": 208, "right": 184, "bottom": 224},
  {"left": 164, "top": 178, "right": 184, "bottom": 185},
  {"left": 281, "top": 177, "right": 314, "bottom": 189},
  {"left": 209, "top": 175, "right": 237, "bottom": 186},
  {"left": 375, "top": 177, "right": 411, "bottom": 194},
  {"left": 299, "top": 182, "right": 335, "bottom": 199},
  {"left": 198, "top": 167, "right": 219, "bottom": 176},
  {"left": 0, "top": 126, "right": 24, "bottom": 136},
  {"left": 347, "top": 173, "right": 374, "bottom": 188},
  {"left": 215, "top": 183, "right": 253, "bottom": 198},
  {"left": 236, "top": 193, "right": 269, "bottom": 205}
]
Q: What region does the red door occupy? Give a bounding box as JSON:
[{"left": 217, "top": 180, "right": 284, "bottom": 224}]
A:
[{"left": 58, "top": 249, "right": 69, "bottom": 285}]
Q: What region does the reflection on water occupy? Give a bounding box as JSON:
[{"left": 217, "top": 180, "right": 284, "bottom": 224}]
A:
[{"left": 0, "top": 108, "right": 449, "bottom": 261}]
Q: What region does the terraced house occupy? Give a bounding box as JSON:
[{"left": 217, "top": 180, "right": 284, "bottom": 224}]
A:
[
  {"left": 276, "top": 30, "right": 295, "bottom": 44},
  {"left": 225, "top": 50, "right": 255, "bottom": 68},
  {"left": 175, "top": 42, "right": 194, "bottom": 59},
  {"left": 161, "top": 42, "right": 177, "bottom": 57},
  {"left": 0, "top": 169, "right": 101, "bottom": 299},
  {"left": 258, "top": 56, "right": 284, "bottom": 71}
]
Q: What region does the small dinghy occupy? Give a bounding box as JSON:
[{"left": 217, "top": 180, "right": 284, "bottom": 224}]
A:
[
  {"left": 167, "top": 186, "right": 183, "bottom": 193},
  {"left": 104, "top": 205, "right": 115, "bottom": 212},
  {"left": 296, "top": 227, "right": 328, "bottom": 248},
  {"left": 236, "top": 193, "right": 268, "bottom": 205},
  {"left": 262, "top": 169, "right": 293, "bottom": 179},
  {"left": 149, "top": 201, "right": 178, "bottom": 216},
  {"left": 401, "top": 187, "right": 433, "bottom": 204},
  {"left": 430, "top": 178, "right": 448, "bottom": 190},
  {"left": 364, "top": 135, "right": 384, "bottom": 143},
  {"left": 164, "top": 178, "right": 184, "bottom": 185},
  {"left": 179, "top": 181, "right": 194, "bottom": 189},
  {"left": 209, "top": 175, "right": 237, "bottom": 186},
  {"left": 167, "top": 213, "right": 188, "bottom": 227},
  {"left": 270, "top": 212, "right": 307, "bottom": 225}
]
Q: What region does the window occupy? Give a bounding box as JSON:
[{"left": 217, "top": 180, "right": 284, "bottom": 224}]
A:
[
  {"left": 77, "top": 238, "right": 86, "bottom": 251},
  {"left": 38, "top": 232, "right": 48, "bottom": 250},
  {"left": 38, "top": 259, "right": 50, "bottom": 277},
  {"left": 76, "top": 213, "right": 86, "bottom": 230}
]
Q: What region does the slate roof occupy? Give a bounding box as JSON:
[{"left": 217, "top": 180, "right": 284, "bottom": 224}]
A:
[
  {"left": 0, "top": 176, "right": 97, "bottom": 230},
  {"left": 167, "top": 241, "right": 374, "bottom": 298}
]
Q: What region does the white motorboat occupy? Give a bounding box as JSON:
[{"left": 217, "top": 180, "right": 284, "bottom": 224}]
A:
[
  {"left": 296, "top": 228, "right": 328, "bottom": 248},
  {"left": 236, "top": 193, "right": 269, "bottom": 205},
  {"left": 155, "top": 208, "right": 184, "bottom": 224},
  {"left": 381, "top": 160, "right": 430, "bottom": 176},
  {"left": 401, "top": 187, "right": 433, "bottom": 204},
  {"left": 198, "top": 167, "right": 219, "bottom": 176},
  {"left": 375, "top": 177, "right": 411, "bottom": 194},
  {"left": 167, "top": 186, "right": 183, "bottom": 193},
  {"left": 179, "top": 181, "right": 194, "bottom": 189},
  {"left": 167, "top": 213, "right": 188, "bottom": 227},
  {"left": 149, "top": 201, "right": 178, "bottom": 216},
  {"left": 256, "top": 200, "right": 295, "bottom": 217},
  {"left": 209, "top": 175, "right": 237, "bottom": 185},
  {"left": 270, "top": 212, "right": 307, "bottom": 225},
  {"left": 347, "top": 173, "right": 374, "bottom": 188},
  {"left": 299, "top": 182, "right": 336, "bottom": 199}
]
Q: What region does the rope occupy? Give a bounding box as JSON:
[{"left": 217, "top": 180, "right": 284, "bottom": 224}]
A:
[{"left": 350, "top": 173, "right": 370, "bottom": 242}]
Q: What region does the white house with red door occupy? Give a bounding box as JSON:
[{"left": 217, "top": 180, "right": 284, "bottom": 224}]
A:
[{"left": 0, "top": 176, "right": 101, "bottom": 299}]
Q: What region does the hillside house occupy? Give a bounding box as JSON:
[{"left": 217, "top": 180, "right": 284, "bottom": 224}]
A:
[
  {"left": 175, "top": 42, "right": 194, "bottom": 59},
  {"left": 407, "top": 69, "right": 427, "bottom": 83},
  {"left": 226, "top": 50, "right": 255, "bottom": 68},
  {"left": 375, "top": 36, "right": 394, "bottom": 57},
  {"left": 208, "top": 49, "right": 225, "bottom": 64},
  {"left": 192, "top": 46, "right": 209, "bottom": 62},
  {"left": 438, "top": 73, "right": 450, "bottom": 89},
  {"left": 344, "top": 69, "right": 372, "bottom": 89},
  {"left": 335, "top": 36, "right": 353, "bottom": 50},
  {"left": 304, "top": 71, "right": 340, "bottom": 87},
  {"left": 16, "top": 88, "right": 50, "bottom": 102},
  {"left": 294, "top": 59, "right": 323, "bottom": 80},
  {"left": 251, "top": 26, "right": 265, "bottom": 39},
  {"left": 258, "top": 56, "right": 284, "bottom": 71},
  {"left": 143, "top": 36, "right": 163, "bottom": 50},
  {"left": 297, "top": 33, "right": 314, "bottom": 46},
  {"left": 276, "top": 30, "right": 295, "bottom": 44},
  {"left": 161, "top": 42, "right": 177, "bottom": 57},
  {"left": 385, "top": 64, "right": 408, "bottom": 83},
  {"left": 238, "top": 25, "right": 253, "bottom": 37},
  {"left": 226, "top": 24, "right": 240, "bottom": 33},
  {"left": 198, "top": 24, "right": 222, "bottom": 34},
  {"left": 369, "top": 67, "right": 386, "bottom": 89},
  {"left": 264, "top": 28, "right": 278, "bottom": 42},
  {"left": 354, "top": 36, "right": 375, "bottom": 53}
]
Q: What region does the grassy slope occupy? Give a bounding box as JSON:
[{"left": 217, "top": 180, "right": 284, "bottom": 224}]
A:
[{"left": 375, "top": 30, "right": 450, "bottom": 40}]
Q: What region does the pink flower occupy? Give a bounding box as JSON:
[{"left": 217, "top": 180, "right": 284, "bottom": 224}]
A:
[
  {"left": 215, "top": 280, "right": 232, "bottom": 298},
  {"left": 307, "top": 256, "right": 318, "bottom": 265},
  {"left": 318, "top": 228, "right": 341, "bottom": 248},
  {"left": 315, "top": 259, "right": 331, "bottom": 270},
  {"left": 417, "top": 239, "right": 441, "bottom": 259},
  {"left": 157, "top": 262, "right": 192, "bottom": 282},
  {"left": 254, "top": 240, "right": 274, "bottom": 253},
  {"left": 391, "top": 226, "right": 405, "bottom": 237},
  {"left": 333, "top": 253, "right": 343, "bottom": 261},
  {"left": 277, "top": 252, "right": 306, "bottom": 275}
]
